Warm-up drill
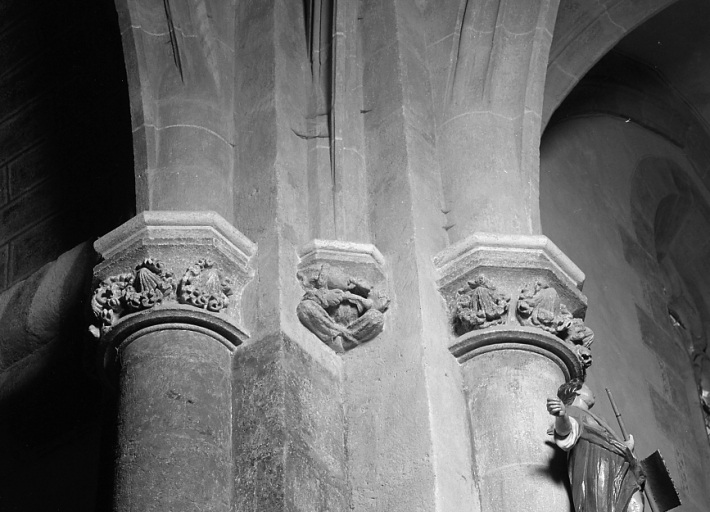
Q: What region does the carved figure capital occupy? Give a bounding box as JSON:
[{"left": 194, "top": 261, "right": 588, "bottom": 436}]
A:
[
  {"left": 516, "top": 280, "right": 594, "bottom": 369},
  {"left": 434, "top": 232, "right": 593, "bottom": 373},
  {"left": 296, "top": 240, "right": 389, "bottom": 353},
  {"left": 454, "top": 275, "right": 510, "bottom": 335},
  {"left": 297, "top": 263, "right": 389, "bottom": 352}
]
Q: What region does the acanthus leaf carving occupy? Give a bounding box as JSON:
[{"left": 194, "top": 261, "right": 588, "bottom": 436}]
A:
[
  {"left": 177, "top": 259, "right": 234, "bottom": 312},
  {"left": 454, "top": 275, "right": 510, "bottom": 335},
  {"left": 296, "top": 263, "right": 390, "bottom": 353},
  {"left": 90, "top": 259, "right": 175, "bottom": 339}
]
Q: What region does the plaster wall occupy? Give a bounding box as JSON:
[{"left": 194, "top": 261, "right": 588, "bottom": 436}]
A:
[{"left": 541, "top": 115, "right": 710, "bottom": 511}]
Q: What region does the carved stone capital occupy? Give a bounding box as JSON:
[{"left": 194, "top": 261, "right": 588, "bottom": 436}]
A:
[
  {"left": 90, "top": 212, "right": 256, "bottom": 375},
  {"left": 296, "top": 240, "right": 390, "bottom": 353},
  {"left": 434, "top": 233, "right": 592, "bottom": 375}
]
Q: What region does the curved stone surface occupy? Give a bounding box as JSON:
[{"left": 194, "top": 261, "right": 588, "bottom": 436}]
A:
[
  {"left": 460, "top": 346, "right": 572, "bottom": 512},
  {"left": 98, "top": 305, "right": 249, "bottom": 386},
  {"left": 0, "top": 242, "right": 93, "bottom": 374},
  {"left": 451, "top": 325, "right": 585, "bottom": 380},
  {"left": 543, "top": 0, "right": 676, "bottom": 127}
]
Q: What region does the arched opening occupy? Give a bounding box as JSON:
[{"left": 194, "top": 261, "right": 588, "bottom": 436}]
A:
[{"left": 540, "top": 0, "right": 710, "bottom": 506}]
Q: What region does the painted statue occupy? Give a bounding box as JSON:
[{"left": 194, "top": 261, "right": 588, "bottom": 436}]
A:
[{"left": 547, "top": 379, "right": 647, "bottom": 511}]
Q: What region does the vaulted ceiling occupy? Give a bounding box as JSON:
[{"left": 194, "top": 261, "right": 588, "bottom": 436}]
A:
[{"left": 615, "top": 0, "right": 710, "bottom": 134}]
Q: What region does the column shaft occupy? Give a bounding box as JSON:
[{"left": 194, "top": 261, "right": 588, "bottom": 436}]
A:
[
  {"left": 462, "top": 349, "right": 570, "bottom": 511},
  {"left": 436, "top": 0, "right": 559, "bottom": 238},
  {"left": 114, "top": 327, "right": 233, "bottom": 511}
]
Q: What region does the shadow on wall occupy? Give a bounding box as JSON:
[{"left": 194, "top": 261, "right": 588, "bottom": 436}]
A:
[
  {"left": 0, "top": 0, "right": 134, "bottom": 510},
  {"left": 0, "top": 0, "right": 135, "bottom": 293},
  {"left": 628, "top": 156, "right": 710, "bottom": 443}
]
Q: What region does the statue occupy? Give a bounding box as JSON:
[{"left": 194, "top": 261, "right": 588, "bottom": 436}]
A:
[
  {"left": 547, "top": 379, "right": 647, "bottom": 511},
  {"left": 296, "top": 264, "right": 390, "bottom": 352}
]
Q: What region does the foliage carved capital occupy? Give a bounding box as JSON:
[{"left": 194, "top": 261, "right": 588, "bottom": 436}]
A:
[
  {"left": 89, "top": 212, "right": 256, "bottom": 345},
  {"left": 435, "top": 233, "right": 593, "bottom": 373}
]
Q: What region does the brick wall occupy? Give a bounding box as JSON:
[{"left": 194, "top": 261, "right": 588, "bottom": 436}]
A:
[{"left": 0, "top": 0, "right": 134, "bottom": 292}]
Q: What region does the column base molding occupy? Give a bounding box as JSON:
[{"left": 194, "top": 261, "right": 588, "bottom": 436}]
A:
[
  {"left": 451, "top": 325, "right": 585, "bottom": 380},
  {"left": 98, "top": 305, "right": 249, "bottom": 386}
]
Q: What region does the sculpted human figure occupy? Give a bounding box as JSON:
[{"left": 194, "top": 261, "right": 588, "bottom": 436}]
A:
[
  {"left": 297, "top": 264, "right": 390, "bottom": 352},
  {"left": 547, "top": 379, "right": 646, "bottom": 512}
]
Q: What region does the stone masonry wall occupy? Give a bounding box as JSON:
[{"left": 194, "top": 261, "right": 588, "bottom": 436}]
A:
[{"left": 0, "top": 0, "right": 134, "bottom": 292}]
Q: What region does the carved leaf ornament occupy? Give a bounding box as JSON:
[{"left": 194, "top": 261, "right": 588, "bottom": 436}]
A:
[
  {"left": 177, "top": 259, "right": 234, "bottom": 312},
  {"left": 90, "top": 258, "right": 234, "bottom": 339}
]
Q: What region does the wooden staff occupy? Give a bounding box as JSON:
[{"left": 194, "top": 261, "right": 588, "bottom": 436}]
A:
[{"left": 605, "top": 388, "right": 659, "bottom": 512}]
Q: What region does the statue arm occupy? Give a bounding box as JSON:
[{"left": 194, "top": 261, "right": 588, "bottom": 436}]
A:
[
  {"left": 553, "top": 416, "right": 580, "bottom": 451},
  {"left": 547, "top": 397, "right": 580, "bottom": 451}
]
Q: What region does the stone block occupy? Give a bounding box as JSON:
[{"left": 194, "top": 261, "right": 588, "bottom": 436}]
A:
[
  {"left": 362, "top": 0, "right": 397, "bottom": 58},
  {"left": 9, "top": 212, "right": 78, "bottom": 283},
  {"left": 419, "top": 0, "right": 459, "bottom": 46},
  {"left": 0, "top": 243, "right": 7, "bottom": 291},
  {"left": 233, "top": 332, "right": 347, "bottom": 511},
  {"left": 650, "top": 386, "right": 688, "bottom": 445},
  {"left": 426, "top": 35, "right": 454, "bottom": 119},
  {"left": 363, "top": 41, "right": 404, "bottom": 129},
  {"left": 6, "top": 143, "right": 49, "bottom": 199},
  {"left": 0, "top": 178, "right": 58, "bottom": 243},
  {"left": 0, "top": 99, "right": 50, "bottom": 166}
]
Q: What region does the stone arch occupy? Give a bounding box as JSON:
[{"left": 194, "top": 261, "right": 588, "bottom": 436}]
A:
[{"left": 542, "top": 0, "right": 678, "bottom": 128}]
